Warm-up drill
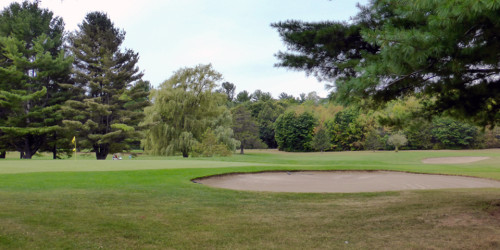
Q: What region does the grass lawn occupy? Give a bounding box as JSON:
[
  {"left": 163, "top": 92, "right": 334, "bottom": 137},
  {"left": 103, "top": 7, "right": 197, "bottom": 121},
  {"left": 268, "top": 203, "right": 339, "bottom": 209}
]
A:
[{"left": 0, "top": 149, "right": 499, "bottom": 249}]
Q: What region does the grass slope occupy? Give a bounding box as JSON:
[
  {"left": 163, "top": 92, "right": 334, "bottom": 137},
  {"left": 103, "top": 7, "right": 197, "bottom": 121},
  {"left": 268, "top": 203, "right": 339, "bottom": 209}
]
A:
[{"left": 0, "top": 149, "right": 499, "bottom": 249}]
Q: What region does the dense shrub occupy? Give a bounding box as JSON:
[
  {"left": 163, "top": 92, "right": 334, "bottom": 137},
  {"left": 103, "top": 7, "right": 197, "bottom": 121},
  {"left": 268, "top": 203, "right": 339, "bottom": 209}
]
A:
[
  {"left": 404, "top": 118, "right": 434, "bottom": 150},
  {"left": 274, "top": 111, "right": 317, "bottom": 152},
  {"left": 431, "top": 117, "right": 479, "bottom": 149},
  {"left": 192, "top": 129, "right": 232, "bottom": 157},
  {"left": 326, "top": 108, "right": 364, "bottom": 151},
  {"left": 364, "top": 128, "right": 387, "bottom": 151},
  {"left": 311, "top": 125, "right": 331, "bottom": 152}
]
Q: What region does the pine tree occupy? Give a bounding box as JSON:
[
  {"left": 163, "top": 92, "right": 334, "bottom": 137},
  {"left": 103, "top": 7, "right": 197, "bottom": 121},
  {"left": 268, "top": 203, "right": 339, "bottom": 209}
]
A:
[
  {"left": 0, "top": 1, "right": 73, "bottom": 159},
  {"left": 273, "top": 0, "right": 500, "bottom": 127},
  {"left": 63, "top": 12, "right": 147, "bottom": 160}
]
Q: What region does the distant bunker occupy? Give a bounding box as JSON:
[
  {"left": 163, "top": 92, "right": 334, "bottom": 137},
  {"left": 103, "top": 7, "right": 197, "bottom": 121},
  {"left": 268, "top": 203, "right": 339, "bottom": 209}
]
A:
[
  {"left": 195, "top": 171, "right": 500, "bottom": 193},
  {"left": 421, "top": 156, "right": 490, "bottom": 164}
]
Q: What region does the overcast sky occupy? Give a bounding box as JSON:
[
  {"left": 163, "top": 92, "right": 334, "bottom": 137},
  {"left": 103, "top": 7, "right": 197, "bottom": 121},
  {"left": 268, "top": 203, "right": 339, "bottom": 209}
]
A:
[{"left": 1, "top": 0, "right": 366, "bottom": 98}]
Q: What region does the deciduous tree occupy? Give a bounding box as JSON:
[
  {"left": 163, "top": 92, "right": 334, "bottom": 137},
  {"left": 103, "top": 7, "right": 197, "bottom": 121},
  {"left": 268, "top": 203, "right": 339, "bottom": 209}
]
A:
[
  {"left": 274, "top": 111, "right": 317, "bottom": 152},
  {"left": 142, "top": 64, "right": 238, "bottom": 157},
  {"left": 387, "top": 132, "right": 408, "bottom": 152},
  {"left": 231, "top": 105, "right": 264, "bottom": 154}
]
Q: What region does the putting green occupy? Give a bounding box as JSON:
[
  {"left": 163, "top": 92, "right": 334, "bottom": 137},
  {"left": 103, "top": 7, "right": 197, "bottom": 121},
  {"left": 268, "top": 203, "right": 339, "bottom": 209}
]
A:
[{"left": 0, "top": 160, "right": 265, "bottom": 174}]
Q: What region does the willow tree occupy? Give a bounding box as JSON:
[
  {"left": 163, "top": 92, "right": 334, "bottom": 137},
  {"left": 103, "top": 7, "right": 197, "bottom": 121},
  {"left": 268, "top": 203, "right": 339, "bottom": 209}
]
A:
[
  {"left": 142, "top": 64, "right": 238, "bottom": 157},
  {"left": 0, "top": 1, "right": 73, "bottom": 159},
  {"left": 63, "top": 12, "right": 147, "bottom": 160}
]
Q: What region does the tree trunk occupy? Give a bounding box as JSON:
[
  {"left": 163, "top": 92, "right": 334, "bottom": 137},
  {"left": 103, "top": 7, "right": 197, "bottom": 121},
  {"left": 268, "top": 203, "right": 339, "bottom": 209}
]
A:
[
  {"left": 52, "top": 133, "right": 57, "bottom": 159},
  {"left": 240, "top": 144, "right": 244, "bottom": 154},
  {"left": 94, "top": 144, "right": 109, "bottom": 160},
  {"left": 182, "top": 150, "right": 189, "bottom": 158},
  {"left": 0, "top": 151, "right": 5, "bottom": 159},
  {"left": 22, "top": 137, "right": 33, "bottom": 159},
  {"left": 395, "top": 145, "right": 399, "bottom": 153}
]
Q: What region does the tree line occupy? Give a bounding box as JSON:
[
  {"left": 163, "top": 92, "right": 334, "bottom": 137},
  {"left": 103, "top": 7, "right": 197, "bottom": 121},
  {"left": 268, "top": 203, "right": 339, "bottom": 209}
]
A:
[
  {"left": 1, "top": 1, "right": 499, "bottom": 159},
  {"left": 225, "top": 90, "right": 500, "bottom": 153}
]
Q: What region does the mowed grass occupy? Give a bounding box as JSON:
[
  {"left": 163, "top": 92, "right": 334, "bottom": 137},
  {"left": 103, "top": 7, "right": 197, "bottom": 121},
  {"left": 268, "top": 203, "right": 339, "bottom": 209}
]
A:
[{"left": 0, "top": 149, "right": 499, "bottom": 249}]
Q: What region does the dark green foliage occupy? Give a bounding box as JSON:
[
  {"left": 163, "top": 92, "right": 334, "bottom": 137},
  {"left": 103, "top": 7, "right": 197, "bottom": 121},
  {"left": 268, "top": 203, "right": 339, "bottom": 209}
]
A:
[
  {"left": 364, "top": 128, "right": 387, "bottom": 151},
  {"left": 326, "top": 108, "right": 364, "bottom": 151},
  {"left": 431, "top": 117, "right": 479, "bottom": 149},
  {"left": 0, "top": 1, "right": 73, "bottom": 159},
  {"left": 403, "top": 118, "right": 433, "bottom": 150},
  {"left": 232, "top": 106, "right": 265, "bottom": 154},
  {"left": 235, "top": 90, "right": 251, "bottom": 103},
  {"left": 251, "top": 90, "right": 273, "bottom": 102},
  {"left": 64, "top": 12, "right": 147, "bottom": 160},
  {"left": 220, "top": 82, "right": 236, "bottom": 102},
  {"left": 274, "top": 111, "right": 317, "bottom": 152},
  {"left": 271, "top": 17, "right": 378, "bottom": 83},
  {"left": 249, "top": 100, "right": 284, "bottom": 148},
  {"left": 279, "top": 92, "right": 295, "bottom": 101},
  {"left": 273, "top": 0, "right": 500, "bottom": 127},
  {"left": 311, "top": 125, "right": 330, "bottom": 152}
]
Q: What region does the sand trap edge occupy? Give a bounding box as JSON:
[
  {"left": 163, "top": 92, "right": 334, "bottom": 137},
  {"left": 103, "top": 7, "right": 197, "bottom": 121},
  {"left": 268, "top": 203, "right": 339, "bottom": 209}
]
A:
[{"left": 193, "top": 170, "right": 500, "bottom": 193}]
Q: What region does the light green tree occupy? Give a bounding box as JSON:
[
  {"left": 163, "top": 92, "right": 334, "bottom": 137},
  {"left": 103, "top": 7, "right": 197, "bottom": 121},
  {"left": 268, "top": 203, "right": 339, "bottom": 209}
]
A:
[
  {"left": 387, "top": 132, "right": 408, "bottom": 153},
  {"left": 142, "top": 64, "right": 238, "bottom": 157}
]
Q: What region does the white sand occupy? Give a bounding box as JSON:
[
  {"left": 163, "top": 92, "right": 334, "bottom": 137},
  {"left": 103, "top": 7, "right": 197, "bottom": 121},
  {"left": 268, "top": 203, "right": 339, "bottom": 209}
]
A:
[
  {"left": 421, "top": 157, "right": 490, "bottom": 164},
  {"left": 197, "top": 171, "right": 500, "bottom": 193}
]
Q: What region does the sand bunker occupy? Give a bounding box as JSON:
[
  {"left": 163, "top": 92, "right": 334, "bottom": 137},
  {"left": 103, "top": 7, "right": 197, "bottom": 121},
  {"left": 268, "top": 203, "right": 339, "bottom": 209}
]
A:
[
  {"left": 422, "top": 157, "right": 490, "bottom": 164},
  {"left": 196, "top": 171, "right": 500, "bottom": 193}
]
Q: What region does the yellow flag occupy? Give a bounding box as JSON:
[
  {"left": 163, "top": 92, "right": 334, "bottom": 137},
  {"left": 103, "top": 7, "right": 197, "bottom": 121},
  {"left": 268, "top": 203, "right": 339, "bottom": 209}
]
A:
[{"left": 72, "top": 136, "right": 76, "bottom": 144}]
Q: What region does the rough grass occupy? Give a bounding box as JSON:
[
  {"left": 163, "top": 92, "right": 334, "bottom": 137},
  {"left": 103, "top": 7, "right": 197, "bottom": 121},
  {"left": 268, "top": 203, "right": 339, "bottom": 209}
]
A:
[{"left": 0, "top": 149, "right": 499, "bottom": 249}]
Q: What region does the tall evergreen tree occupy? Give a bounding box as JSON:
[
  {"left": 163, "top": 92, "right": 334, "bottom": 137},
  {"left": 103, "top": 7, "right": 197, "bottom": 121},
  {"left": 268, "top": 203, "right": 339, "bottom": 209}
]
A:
[
  {"left": 63, "top": 12, "right": 147, "bottom": 160},
  {"left": 273, "top": 0, "right": 500, "bottom": 127},
  {"left": 0, "top": 1, "right": 73, "bottom": 159}
]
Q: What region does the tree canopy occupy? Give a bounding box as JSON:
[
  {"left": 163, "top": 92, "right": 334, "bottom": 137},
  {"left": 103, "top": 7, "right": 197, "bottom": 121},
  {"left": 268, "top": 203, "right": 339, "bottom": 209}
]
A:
[
  {"left": 0, "top": 1, "right": 72, "bottom": 159},
  {"left": 231, "top": 105, "right": 264, "bottom": 154},
  {"left": 273, "top": 0, "right": 500, "bottom": 126},
  {"left": 274, "top": 111, "right": 317, "bottom": 152},
  {"left": 142, "top": 64, "right": 238, "bottom": 157},
  {"left": 63, "top": 12, "right": 147, "bottom": 160}
]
